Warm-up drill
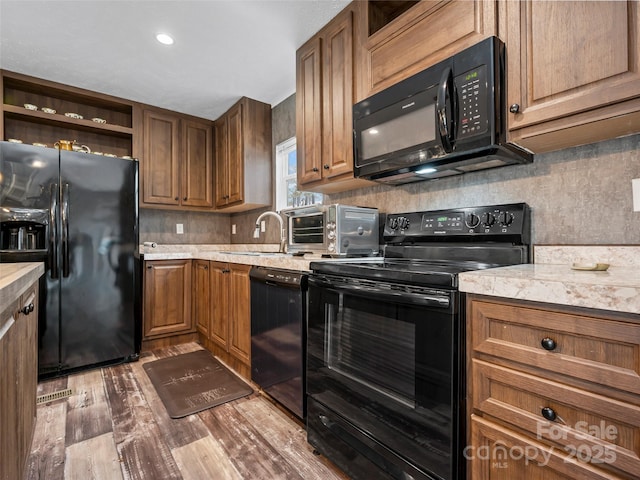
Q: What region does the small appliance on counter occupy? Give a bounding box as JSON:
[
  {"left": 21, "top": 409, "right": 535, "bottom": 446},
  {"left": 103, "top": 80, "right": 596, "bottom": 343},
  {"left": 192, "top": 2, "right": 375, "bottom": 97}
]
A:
[{"left": 281, "top": 204, "right": 379, "bottom": 257}]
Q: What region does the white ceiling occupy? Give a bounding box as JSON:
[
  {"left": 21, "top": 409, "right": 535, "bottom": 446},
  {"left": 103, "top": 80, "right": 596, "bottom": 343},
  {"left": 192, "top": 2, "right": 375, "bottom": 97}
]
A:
[{"left": 0, "top": 0, "right": 350, "bottom": 120}]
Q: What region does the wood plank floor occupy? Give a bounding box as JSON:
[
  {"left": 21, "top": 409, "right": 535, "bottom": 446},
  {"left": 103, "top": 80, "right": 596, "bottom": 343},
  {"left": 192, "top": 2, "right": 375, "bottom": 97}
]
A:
[{"left": 27, "top": 343, "right": 348, "bottom": 480}]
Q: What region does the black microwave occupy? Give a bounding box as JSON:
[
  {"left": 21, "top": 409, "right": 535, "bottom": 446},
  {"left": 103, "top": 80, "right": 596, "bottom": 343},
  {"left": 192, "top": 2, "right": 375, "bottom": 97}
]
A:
[{"left": 353, "top": 36, "right": 532, "bottom": 185}]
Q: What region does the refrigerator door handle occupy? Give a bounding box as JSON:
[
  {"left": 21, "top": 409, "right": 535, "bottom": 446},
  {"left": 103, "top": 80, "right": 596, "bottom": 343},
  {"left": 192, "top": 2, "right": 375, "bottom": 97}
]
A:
[
  {"left": 61, "top": 183, "right": 70, "bottom": 278},
  {"left": 49, "top": 183, "right": 59, "bottom": 279}
]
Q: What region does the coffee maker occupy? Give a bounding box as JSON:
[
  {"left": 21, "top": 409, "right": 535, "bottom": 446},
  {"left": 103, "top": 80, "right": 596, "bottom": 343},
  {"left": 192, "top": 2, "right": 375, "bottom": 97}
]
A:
[{"left": 0, "top": 207, "right": 48, "bottom": 252}]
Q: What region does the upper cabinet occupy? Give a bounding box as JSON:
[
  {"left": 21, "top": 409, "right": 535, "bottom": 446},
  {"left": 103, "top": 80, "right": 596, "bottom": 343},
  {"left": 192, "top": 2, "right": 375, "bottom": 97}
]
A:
[
  {"left": 214, "top": 97, "right": 272, "bottom": 212},
  {"left": 499, "top": 0, "right": 640, "bottom": 153},
  {"left": 138, "top": 106, "right": 213, "bottom": 210},
  {"left": 354, "top": 0, "right": 498, "bottom": 101},
  {"left": 1, "top": 70, "right": 134, "bottom": 157},
  {"left": 296, "top": 5, "right": 373, "bottom": 193}
]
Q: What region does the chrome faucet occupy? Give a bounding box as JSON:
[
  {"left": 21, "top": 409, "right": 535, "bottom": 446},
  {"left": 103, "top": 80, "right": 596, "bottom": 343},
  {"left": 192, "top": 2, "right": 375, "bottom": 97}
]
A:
[{"left": 254, "top": 211, "right": 287, "bottom": 253}]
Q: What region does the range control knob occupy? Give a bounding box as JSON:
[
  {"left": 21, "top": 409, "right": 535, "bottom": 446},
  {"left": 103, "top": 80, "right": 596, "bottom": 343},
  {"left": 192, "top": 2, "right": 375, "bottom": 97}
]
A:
[
  {"left": 398, "top": 216, "right": 410, "bottom": 230},
  {"left": 498, "top": 211, "right": 514, "bottom": 227},
  {"left": 388, "top": 217, "right": 399, "bottom": 230},
  {"left": 465, "top": 213, "right": 480, "bottom": 228},
  {"left": 481, "top": 212, "right": 495, "bottom": 226}
]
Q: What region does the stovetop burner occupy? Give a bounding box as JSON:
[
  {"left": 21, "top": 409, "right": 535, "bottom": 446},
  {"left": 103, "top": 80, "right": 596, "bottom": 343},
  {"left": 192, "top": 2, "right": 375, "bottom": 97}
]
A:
[{"left": 310, "top": 203, "right": 531, "bottom": 288}]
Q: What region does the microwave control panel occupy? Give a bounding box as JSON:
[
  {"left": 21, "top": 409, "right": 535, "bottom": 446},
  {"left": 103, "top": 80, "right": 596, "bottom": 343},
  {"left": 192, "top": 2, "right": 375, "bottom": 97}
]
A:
[{"left": 455, "top": 65, "right": 488, "bottom": 139}]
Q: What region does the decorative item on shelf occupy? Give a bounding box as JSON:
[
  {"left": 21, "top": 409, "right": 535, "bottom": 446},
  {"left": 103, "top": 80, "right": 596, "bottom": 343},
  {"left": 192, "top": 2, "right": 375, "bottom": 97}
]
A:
[
  {"left": 64, "top": 112, "right": 83, "bottom": 120},
  {"left": 103, "top": 153, "right": 117, "bottom": 157},
  {"left": 41, "top": 107, "right": 56, "bottom": 114},
  {"left": 91, "top": 117, "right": 106, "bottom": 124},
  {"left": 54, "top": 139, "right": 76, "bottom": 150},
  {"left": 24, "top": 103, "right": 38, "bottom": 111},
  {"left": 7, "top": 138, "right": 23, "bottom": 143},
  {"left": 92, "top": 151, "right": 103, "bottom": 155},
  {"left": 72, "top": 144, "right": 91, "bottom": 154},
  {"left": 32, "top": 143, "right": 47, "bottom": 148},
  {"left": 121, "top": 155, "right": 132, "bottom": 159}
]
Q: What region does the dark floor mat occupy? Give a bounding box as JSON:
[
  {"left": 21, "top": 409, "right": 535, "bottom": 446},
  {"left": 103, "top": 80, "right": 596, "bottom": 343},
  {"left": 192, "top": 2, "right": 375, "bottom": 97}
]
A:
[{"left": 143, "top": 350, "right": 253, "bottom": 418}]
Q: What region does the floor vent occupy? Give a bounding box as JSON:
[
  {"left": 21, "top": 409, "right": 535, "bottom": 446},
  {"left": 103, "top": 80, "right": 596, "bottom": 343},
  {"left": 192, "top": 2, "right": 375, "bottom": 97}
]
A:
[{"left": 36, "top": 388, "right": 73, "bottom": 405}]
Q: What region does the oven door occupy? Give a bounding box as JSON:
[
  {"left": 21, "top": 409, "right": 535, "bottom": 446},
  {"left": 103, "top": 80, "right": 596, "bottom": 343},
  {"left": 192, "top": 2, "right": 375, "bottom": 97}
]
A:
[
  {"left": 287, "top": 211, "right": 327, "bottom": 253},
  {"left": 306, "top": 274, "right": 464, "bottom": 480}
]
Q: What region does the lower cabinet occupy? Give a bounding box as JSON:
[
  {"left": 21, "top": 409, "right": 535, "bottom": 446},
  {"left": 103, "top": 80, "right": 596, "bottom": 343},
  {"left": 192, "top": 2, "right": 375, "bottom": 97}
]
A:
[
  {"left": 142, "top": 260, "right": 196, "bottom": 349},
  {"left": 1, "top": 282, "right": 38, "bottom": 480},
  {"left": 198, "top": 261, "right": 252, "bottom": 380},
  {"left": 466, "top": 295, "right": 640, "bottom": 480}
]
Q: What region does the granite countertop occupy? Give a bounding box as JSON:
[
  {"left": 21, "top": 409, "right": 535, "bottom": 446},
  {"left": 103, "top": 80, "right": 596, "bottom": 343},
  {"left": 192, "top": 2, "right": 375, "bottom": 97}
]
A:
[
  {"left": 459, "top": 263, "right": 640, "bottom": 315},
  {"left": 0, "top": 262, "right": 45, "bottom": 310},
  {"left": 139, "top": 244, "right": 373, "bottom": 272}
]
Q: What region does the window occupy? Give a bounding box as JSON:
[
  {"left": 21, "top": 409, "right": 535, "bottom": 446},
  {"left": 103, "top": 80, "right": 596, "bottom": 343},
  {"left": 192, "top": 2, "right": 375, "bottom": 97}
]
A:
[{"left": 275, "top": 137, "right": 322, "bottom": 211}]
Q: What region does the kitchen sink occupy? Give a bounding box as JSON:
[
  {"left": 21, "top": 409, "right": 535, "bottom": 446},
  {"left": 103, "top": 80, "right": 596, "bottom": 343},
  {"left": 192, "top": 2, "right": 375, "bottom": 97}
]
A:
[{"left": 217, "top": 251, "right": 290, "bottom": 257}]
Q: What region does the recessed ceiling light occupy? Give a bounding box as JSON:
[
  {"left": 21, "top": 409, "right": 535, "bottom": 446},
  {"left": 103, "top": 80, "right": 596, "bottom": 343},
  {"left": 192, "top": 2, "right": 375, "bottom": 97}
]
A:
[{"left": 156, "top": 33, "right": 174, "bottom": 45}]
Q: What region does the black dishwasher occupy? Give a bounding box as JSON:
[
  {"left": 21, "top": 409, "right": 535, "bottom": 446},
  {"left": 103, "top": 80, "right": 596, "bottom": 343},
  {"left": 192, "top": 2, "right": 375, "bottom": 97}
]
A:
[{"left": 250, "top": 266, "right": 308, "bottom": 420}]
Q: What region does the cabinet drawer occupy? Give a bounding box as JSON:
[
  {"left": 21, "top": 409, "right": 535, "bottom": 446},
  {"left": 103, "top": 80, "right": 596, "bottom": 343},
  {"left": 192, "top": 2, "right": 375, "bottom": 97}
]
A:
[
  {"left": 469, "top": 299, "right": 640, "bottom": 398},
  {"left": 470, "top": 415, "right": 625, "bottom": 480},
  {"left": 473, "top": 360, "right": 640, "bottom": 478}
]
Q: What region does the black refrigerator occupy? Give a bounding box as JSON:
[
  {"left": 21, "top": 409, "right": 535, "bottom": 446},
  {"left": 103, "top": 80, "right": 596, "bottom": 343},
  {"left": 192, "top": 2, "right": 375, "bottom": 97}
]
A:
[{"left": 0, "top": 141, "right": 141, "bottom": 378}]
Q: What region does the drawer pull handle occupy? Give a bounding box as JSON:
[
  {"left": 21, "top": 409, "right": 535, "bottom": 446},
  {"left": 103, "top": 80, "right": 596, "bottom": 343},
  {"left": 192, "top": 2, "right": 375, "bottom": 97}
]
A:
[
  {"left": 541, "top": 407, "right": 557, "bottom": 422},
  {"left": 20, "top": 303, "right": 35, "bottom": 315},
  {"left": 541, "top": 337, "right": 557, "bottom": 351}
]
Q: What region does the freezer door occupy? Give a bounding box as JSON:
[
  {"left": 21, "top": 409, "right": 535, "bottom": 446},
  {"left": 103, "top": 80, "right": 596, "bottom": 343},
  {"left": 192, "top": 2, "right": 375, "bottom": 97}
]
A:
[
  {"left": 59, "top": 150, "right": 138, "bottom": 371},
  {"left": 0, "top": 142, "right": 62, "bottom": 376}
]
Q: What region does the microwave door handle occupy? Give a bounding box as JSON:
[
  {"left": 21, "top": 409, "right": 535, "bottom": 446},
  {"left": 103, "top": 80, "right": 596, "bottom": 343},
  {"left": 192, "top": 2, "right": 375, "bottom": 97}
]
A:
[{"left": 437, "top": 67, "right": 457, "bottom": 153}]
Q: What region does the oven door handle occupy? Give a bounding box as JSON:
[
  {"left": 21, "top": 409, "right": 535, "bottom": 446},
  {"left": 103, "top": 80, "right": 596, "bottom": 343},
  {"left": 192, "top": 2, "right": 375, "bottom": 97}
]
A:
[{"left": 310, "top": 277, "right": 451, "bottom": 309}]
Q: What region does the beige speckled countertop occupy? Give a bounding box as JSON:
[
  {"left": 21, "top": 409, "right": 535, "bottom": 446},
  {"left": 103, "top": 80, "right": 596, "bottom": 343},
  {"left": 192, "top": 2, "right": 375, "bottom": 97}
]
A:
[
  {"left": 0, "top": 262, "right": 45, "bottom": 309},
  {"left": 459, "top": 246, "right": 640, "bottom": 314},
  {"left": 140, "top": 244, "right": 381, "bottom": 272}
]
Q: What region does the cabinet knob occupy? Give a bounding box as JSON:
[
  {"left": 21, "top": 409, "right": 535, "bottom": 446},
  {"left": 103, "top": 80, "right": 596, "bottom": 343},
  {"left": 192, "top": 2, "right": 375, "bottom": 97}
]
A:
[
  {"left": 204, "top": 265, "right": 208, "bottom": 270},
  {"left": 20, "top": 303, "right": 34, "bottom": 315},
  {"left": 147, "top": 265, "right": 153, "bottom": 269},
  {"left": 175, "top": 197, "right": 179, "bottom": 201},
  {"left": 183, "top": 196, "right": 187, "bottom": 201},
  {"left": 541, "top": 407, "right": 557, "bottom": 422},
  {"left": 509, "top": 103, "right": 520, "bottom": 114},
  {"left": 312, "top": 167, "right": 319, "bottom": 172},
  {"left": 222, "top": 269, "right": 230, "bottom": 273},
  {"left": 323, "top": 164, "right": 330, "bottom": 170},
  {"left": 541, "top": 337, "right": 557, "bottom": 351}
]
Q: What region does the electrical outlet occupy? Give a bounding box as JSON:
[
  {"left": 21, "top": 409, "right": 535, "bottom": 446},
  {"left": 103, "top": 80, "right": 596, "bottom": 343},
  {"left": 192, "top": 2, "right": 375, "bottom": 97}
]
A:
[
  {"left": 633, "top": 178, "right": 640, "bottom": 212},
  {"left": 261, "top": 220, "right": 266, "bottom": 232},
  {"left": 176, "top": 223, "right": 184, "bottom": 234},
  {"left": 231, "top": 224, "right": 237, "bottom": 235}
]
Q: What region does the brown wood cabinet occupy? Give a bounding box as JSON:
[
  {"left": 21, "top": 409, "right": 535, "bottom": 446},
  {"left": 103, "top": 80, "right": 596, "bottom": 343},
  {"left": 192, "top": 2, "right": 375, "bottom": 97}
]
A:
[
  {"left": 140, "top": 107, "right": 213, "bottom": 209},
  {"left": 143, "top": 260, "right": 194, "bottom": 342},
  {"left": 1, "top": 282, "right": 38, "bottom": 480},
  {"left": 499, "top": 0, "right": 640, "bottom": 153},
  {"left": 354, "top": 0, "right": 497, "bottom": 101},
  {"left": 296, "top": 4, "right": 373, "bottom": 194},
  {"left": 1, "top": 70, "right": 134, "bottom": 156},
  {"left": 192, "top": 259, "right": 211, "bottom": 338},
  {"left": 214, "top": 97, "right": 272, "bottom": 212},
  {"left": 467, "top": 295, "right": 640, "bottom": 480},
  {"left": 199, "top": 261, "right": 252, "bottom": 379}
]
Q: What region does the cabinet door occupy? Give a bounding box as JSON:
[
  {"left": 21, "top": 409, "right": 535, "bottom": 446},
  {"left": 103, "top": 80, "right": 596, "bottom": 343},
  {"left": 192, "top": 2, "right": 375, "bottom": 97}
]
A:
[
  {"left": 143, "top": 109, "right": 181, "bottom": 205},
  {"left": 192, "top": 260, "right": 210, "bottom": 337},
  {"left": 322, "top": 8, "right": 354, "bottom": 179},
  {"left": 502, "top": 0, "right": 640, "bottom": 151},
  {"left": 228, "top": 264, "right": 251, "bottom": 366},
  {"left": 356, "top": 0, "right": 497, "bottom": 100},
  {"left": 182, "top": 119, "right": 213, "bottom": 207},
  {"left": 1, "top": 299, "right": 21, "bottom": 480},
  {"left": 143, "top": 260, "right": 193, "bottom": 338},
  {"left": 214, "top": 116, "right": 229, "bottom": 207},
  {"left": 209, "top": 261, "right": 230, "bottom": 350},
  {"left": 226, "top": 102, "right": 244, "bottom": 205},
  {"left": 296, "top": 36, "right": 324, "bottom": 185}
]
